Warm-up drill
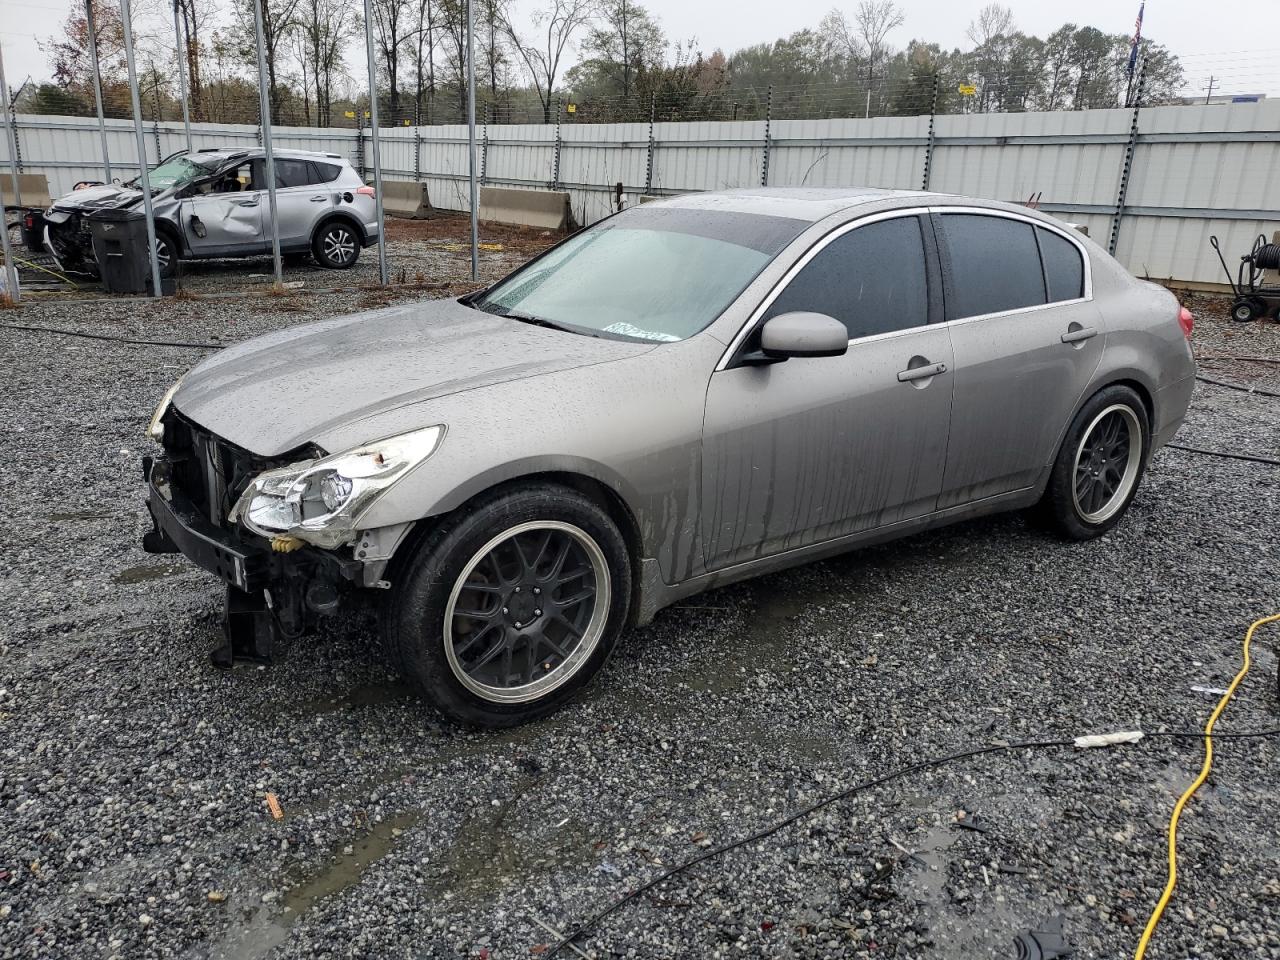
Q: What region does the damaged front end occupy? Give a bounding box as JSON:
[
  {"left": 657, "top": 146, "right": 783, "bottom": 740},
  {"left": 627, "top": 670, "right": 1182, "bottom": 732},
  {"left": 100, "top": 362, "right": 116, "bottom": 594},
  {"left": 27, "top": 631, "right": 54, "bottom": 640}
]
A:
[
  {"left": 44, "top": 209, "right": 97, "bottom": 274},
  {"left": 143, "top": 403, "right": 435, "bottom": 666}
]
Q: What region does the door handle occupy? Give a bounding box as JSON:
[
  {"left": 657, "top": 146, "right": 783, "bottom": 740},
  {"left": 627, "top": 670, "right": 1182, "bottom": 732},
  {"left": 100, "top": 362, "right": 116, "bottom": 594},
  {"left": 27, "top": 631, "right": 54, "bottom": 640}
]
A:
[
  {"left": 309, "top": 195, "right": 327, "bottom": 202},
  {"left": 1061, "top": 326, "right": 1098, "bottom": 344},
  {"left": 897, "top": 361, "right": 947, "bottom": 382},
  {"left": 233, "top": 199, "right": 259, "bottom": 207}
]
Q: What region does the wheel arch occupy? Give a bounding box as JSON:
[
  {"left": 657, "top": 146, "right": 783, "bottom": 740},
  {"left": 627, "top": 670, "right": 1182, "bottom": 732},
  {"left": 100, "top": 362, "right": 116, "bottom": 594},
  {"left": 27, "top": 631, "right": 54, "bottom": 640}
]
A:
[
  {"left": 311, "top": 211, "right": 366, "bottom": 247},
  {"left": 382, "top": 467, "right": 647, "bottom": 617}
]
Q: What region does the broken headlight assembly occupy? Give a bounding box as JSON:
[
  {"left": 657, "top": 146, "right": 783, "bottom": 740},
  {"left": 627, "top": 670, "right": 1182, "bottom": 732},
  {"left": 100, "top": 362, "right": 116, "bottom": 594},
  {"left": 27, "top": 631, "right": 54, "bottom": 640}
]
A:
[
  {"left": 229, "top": 425, "right": 445, "bottom": 549},
  {"left": 147, "top": 377, "right": 184, "bottom": 441}
]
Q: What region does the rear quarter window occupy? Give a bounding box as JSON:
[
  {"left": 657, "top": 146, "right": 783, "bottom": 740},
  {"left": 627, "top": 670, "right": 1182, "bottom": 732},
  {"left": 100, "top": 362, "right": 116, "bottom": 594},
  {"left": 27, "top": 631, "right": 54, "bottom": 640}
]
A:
[
  {"left": 1038, "top": 227, "right": 1085, "bottom": 302},
  {"left": 311, "top": 161, "right": 342, "bottom": 183},
  {"left": 939, "top": 213, "right": 1047, "bottom": 320}
]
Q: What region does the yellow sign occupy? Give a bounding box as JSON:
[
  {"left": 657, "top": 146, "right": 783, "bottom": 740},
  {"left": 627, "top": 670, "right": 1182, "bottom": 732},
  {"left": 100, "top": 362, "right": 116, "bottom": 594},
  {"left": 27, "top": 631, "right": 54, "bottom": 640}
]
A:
[
  {"left": 566, "top": 103, "right": 577, "bottom": 114},
  {"left": 403, "top": 119, "right": 411, "bottom": 126},
  {"left": 958, "top": 83, "right": 977, "bottom": 96},
  {"left": 344, "top": 110, "right": 356, "bottom": 118}
]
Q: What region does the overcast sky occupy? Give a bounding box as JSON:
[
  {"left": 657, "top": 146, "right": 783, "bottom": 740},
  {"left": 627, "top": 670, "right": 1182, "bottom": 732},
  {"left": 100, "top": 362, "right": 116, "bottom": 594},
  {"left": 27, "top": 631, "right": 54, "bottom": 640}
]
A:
[{"left": 3, "top": 0, "right": 1279, "bottom": 98}]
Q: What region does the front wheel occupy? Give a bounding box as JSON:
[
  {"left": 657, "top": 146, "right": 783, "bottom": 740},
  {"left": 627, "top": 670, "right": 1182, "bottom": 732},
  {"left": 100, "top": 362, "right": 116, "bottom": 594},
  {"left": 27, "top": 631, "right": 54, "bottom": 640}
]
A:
[
  {"left": 154, "top": 231, "right": 178, "bottom": 279},
  {"left": 312, "top": 221, "right": 360, "bottom": 269},
  {"left": 384, "top": 484, "right": 632, "bottom": 727},
  {"left": 1038, "top": 385, "right": 1150, "bottom": 540}
]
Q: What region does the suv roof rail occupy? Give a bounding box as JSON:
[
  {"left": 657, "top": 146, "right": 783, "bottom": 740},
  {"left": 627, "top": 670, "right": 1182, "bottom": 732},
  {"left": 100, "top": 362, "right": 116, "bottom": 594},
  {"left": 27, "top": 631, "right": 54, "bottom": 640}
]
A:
[
  {"left": 325, "top": 153, "right": 342, "bottom": 159},
  {"left": 197, "top": 147, "right": 223, "bottom": 152}
]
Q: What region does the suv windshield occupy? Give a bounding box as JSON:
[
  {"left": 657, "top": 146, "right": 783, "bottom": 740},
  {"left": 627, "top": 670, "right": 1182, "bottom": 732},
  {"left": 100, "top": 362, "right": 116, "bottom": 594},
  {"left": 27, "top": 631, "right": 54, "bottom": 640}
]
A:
[
  {"left": 471, "top": 206, "right": 808, "bottom": 342},
  {"left": 131, "top": 155, "right": 223, "bottom": 191}
]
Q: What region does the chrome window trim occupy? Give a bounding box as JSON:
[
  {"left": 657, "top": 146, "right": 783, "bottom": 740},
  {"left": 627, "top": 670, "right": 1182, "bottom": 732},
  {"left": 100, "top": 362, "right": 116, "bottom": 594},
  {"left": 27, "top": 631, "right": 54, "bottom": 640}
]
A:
[{"left": 714, "top": 204, "right": 1094, "bottom": 371}]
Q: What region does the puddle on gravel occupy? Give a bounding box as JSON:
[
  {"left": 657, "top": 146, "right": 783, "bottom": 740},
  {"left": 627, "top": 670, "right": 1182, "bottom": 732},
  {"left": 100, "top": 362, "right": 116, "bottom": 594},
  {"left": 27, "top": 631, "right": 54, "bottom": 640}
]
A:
[
  {"left": 211, "top": 811, "right": 419, "bottom": 960},
  {"left": 292, "top": 680, "right": 418, "bottom": 716},
  {"left": 46, "top": 510, "right": 115, "bottom": 521},
  {"left": 114, "top": 563, "right": 186, "bottom": 584}
]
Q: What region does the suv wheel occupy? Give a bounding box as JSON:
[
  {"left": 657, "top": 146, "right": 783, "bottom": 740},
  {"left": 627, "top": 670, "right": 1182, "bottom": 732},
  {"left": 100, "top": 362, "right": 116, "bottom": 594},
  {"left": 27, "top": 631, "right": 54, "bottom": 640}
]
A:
[
  {"left": 1038, "top": 384, "right": 1150, "bottom": 540},
  {"left": 312, "top": 221, "right": 360, "bottom": 269},
  {"left": 385, "top": 484, "right": 631, "bottom": 727}
]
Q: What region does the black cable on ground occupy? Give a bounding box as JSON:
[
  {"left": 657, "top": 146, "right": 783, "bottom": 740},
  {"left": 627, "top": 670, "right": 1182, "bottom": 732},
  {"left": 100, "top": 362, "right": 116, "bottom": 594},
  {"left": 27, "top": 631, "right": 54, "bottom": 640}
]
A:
[
  {"left": 547, "top": 727, "right": 1280, "bottom": 957},
  {"left": 1166, "top": 443, "right": 1280, "bottom": 467},
  {"left": 0, "top": 321, "right": 222, "bottom": 350},
  {"left": 1195, "top": 373, "right": 1280, "bottom": 399}
]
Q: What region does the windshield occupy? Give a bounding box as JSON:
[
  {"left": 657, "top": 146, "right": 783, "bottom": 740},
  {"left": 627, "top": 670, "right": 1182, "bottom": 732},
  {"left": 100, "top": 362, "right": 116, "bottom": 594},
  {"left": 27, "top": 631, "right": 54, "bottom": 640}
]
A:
[
  {"left": 471, "top": 206, "right": 808, "bottom": 342},
  {"left": 131, "top": 155, "right": 221, "bottom": 191}
]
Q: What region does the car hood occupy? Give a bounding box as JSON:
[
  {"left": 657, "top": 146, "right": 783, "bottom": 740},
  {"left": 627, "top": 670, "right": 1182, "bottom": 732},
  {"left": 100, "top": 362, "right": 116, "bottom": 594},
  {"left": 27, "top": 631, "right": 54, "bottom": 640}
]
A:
[
  {"left": 50, "top": 183, "right": 146, "bottom": 212},
  {"left": 172, "top": 298, "right": 657, "bottom": 457}
]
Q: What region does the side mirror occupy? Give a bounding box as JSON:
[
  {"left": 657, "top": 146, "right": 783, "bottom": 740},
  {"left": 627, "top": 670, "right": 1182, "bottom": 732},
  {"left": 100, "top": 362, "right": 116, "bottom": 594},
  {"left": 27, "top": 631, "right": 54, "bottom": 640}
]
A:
[{"left": 743, "top": 312, "right": 848, "bottom": 364}]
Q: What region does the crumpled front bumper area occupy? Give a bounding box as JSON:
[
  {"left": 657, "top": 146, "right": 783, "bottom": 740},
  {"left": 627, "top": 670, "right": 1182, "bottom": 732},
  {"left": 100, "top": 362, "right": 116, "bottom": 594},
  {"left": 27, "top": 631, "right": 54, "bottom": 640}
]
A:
[{"left": 143, "top": 454, "right": 360, "bottom": 664}]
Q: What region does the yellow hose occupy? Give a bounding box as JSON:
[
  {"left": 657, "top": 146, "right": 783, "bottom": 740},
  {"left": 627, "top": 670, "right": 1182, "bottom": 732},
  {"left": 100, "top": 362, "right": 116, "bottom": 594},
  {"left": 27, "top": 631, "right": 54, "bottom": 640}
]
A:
[{"left": 1133, "top": 612, "right": 1280, "bottom": 959}]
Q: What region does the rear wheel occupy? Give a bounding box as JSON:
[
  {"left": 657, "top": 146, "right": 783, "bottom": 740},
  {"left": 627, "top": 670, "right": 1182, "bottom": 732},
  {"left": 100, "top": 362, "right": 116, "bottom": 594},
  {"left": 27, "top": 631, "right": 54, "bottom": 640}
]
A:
[
  {"left": 1038, "top": 385, "right": 1149, "bottom": 540},
  {"left": 312, "top": 221, "right": 360, "bottom": 269},
  {"left": 385, "top": 484, "right": 631, "bottom": 727}
]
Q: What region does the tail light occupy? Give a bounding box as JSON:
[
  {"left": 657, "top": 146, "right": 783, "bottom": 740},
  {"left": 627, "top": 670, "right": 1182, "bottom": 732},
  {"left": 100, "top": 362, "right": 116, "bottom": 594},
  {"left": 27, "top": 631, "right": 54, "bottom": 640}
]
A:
[
  {"left": 356, "top": 185, "right": 375, "bottom": 198},
  {"left": 1178, "top": 306, "right": 1194, "bottom": 339},
  {"left": 24, "top": 212, "right": 34, "bottom": 228}
]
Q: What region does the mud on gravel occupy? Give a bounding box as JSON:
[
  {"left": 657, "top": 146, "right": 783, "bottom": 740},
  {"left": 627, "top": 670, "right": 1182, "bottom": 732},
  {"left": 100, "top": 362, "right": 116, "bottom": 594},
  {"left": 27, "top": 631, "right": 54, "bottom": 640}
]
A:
[{"left": 1, "top": 277, "right": 1278, "bottom": 960}]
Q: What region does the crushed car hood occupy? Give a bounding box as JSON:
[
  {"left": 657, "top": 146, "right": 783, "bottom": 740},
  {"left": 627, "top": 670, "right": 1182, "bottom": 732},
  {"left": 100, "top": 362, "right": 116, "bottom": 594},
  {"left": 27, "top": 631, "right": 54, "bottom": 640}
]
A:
[
  {"left": 173, "top": 298, "right": 656, "bottom": 457},
  {"left": 50, "top": 183, "right": 146, "bottom": 212}
]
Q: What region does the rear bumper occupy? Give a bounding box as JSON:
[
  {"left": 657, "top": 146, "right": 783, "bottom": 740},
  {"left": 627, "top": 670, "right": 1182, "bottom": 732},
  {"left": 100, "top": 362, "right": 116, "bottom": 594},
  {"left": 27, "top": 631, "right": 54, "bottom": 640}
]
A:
[{"left": 1152, "top": 372, "right": 1196, "bottom": 451}]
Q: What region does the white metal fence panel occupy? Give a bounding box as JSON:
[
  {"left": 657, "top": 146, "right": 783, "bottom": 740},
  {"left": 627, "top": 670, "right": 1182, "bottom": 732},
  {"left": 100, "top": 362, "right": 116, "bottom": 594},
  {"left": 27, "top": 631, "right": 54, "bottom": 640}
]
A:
[{"left": 8, "top": 104, "right": 1280, "bottom": 284}]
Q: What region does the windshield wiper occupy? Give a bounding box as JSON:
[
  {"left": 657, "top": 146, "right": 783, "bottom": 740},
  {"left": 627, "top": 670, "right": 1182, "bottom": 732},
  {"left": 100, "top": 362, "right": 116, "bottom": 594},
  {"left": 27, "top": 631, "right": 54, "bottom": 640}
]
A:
[{"left": 480, "top": 303, "right": 594, "bottom": 336}]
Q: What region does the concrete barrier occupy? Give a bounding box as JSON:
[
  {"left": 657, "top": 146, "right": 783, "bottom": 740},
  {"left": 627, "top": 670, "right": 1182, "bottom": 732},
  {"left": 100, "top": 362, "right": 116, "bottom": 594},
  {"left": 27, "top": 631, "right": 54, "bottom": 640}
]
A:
[
  {"left": 480, "top": 186, "right": 574, "bottom": 231},
  {"left": 1, "top": 173, "right": 53, "bottom": 209},
  {"left": 380, "top": 180, "right": 431, "bottom": 219}
]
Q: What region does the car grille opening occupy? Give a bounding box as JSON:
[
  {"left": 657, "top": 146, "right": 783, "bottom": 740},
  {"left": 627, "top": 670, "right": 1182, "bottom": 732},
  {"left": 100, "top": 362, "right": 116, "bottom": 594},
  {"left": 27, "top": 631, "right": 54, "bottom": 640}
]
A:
[{"left": 162, "top": 414, "right": 286, "bottom": 529}]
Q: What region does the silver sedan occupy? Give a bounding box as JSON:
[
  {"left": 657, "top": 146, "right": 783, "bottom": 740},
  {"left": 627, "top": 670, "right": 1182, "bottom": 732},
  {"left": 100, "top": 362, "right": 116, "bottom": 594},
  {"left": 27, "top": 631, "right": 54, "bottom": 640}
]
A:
[{"left": 143, "top": 188, "right": 1196, "bottom": 726}]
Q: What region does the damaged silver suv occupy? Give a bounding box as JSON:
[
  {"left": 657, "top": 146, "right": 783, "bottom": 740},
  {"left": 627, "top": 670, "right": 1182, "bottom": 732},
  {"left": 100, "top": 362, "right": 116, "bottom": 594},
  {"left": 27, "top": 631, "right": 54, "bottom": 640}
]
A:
[{"left": 143, "top": 189, "right": 1195, "bottom": 727}]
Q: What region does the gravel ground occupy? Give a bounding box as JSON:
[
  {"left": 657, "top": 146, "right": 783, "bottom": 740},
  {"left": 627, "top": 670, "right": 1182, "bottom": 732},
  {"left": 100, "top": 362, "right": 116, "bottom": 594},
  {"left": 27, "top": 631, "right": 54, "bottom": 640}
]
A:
[{"left": 1, "top": 276, "right": 1278, "bottom": 960}]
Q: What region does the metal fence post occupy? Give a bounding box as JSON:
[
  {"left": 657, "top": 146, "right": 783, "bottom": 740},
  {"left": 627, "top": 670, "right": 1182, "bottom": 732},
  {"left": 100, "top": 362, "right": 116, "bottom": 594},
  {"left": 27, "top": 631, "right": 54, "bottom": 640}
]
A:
[
  {"left": 644, "top": 95, "right": 655, "bottom": 194},
  {"left": 413, "top": 99, "right": 422, "bottom": 183},
  {"left": 0, "top": 45, "right": 23, "bottom": 303},
  {"left": 171, "top": 0, "right": 192, "bottom": 152},
  {"left": 250, "top": 0, "right": 283, "bottom": 287},
  {"left": 921, "top": 73, "right": 939, "bottom": 191},
  {"left": 361, "top": 0, "right": 389, "bottom": 285},
  {"left": 761, "top": 85, "right": 773, "bottom": 187},
  {"left": 150, "top": 77, "right": 162, "bottom": 163},
  {"left": 86, "top": 0, "right": 113, "bottom": 181},
  {"left": 1109, "top": 58, "right": 1146, "bottom": 258},
  {"left": 551, "top": 98, "right": 562, "bottom": 190},
  {"left": 465, "top": 0, "right": 478, "bottom": 281},
  {"left": 480, "top": 103, "right": 489, "bottom": 186},
  {"left": 119, "top": 0, "right": 164, "bottom": 297}
]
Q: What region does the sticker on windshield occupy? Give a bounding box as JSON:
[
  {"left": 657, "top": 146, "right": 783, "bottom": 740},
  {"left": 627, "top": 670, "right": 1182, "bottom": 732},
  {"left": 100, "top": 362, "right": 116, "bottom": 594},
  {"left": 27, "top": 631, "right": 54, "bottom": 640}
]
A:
[{"left": 603, "top": 322, "right": 680, "bottom": 342}]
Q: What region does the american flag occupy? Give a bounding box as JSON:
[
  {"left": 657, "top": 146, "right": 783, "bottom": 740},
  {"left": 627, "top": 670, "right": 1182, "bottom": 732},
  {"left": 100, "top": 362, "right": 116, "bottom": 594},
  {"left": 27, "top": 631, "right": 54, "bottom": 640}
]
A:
[{"left": 1128, "top": 2, "right": 1145, "bottom": 77}]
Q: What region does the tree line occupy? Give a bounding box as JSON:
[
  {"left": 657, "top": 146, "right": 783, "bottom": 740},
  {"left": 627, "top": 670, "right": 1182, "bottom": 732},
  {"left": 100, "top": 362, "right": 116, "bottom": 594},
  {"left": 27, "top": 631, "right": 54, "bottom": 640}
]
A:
[{"left": 19, "top": 0, "right": 1187, "bottom": 126}]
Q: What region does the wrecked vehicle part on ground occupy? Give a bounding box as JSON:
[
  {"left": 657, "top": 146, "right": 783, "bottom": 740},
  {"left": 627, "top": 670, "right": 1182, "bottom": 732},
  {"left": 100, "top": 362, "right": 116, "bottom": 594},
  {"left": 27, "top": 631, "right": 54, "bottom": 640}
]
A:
[{"left": 142, "top": 188, "right": 1196, "bottom": 727}]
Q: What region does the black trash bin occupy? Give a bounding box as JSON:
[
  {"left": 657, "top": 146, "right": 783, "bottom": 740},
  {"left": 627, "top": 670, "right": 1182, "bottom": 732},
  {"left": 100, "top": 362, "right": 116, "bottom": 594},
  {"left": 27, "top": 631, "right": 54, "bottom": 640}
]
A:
[
  {"left": 87, "top": 207, "right": 160, "bottom": 294},
  {"left": 20, "top": 209, "right": 46, "bottom": 253}
]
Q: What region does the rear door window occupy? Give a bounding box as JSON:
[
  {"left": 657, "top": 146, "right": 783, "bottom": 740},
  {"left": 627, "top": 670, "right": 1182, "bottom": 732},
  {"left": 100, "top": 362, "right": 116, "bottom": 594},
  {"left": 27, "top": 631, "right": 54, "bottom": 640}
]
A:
[
  {"left": 274, "top": 159, "right": 313, "bottom": 188},
  {"left": 938, "top": 214, "right": 1047, "bottom": 320},
  {"left": 761, "top": 216, "right": 930, "bottom": 340},
  {"left": 1038, "top": 227, "right": 1085, "bottom": 302}
]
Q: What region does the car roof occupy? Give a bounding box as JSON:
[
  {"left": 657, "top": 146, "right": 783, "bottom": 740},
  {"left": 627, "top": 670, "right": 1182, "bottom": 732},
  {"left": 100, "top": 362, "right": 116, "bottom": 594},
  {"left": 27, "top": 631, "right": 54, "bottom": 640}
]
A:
[
  {"left": 654, "top": 187, "right": 1021, "bottom": 223},
  {"left": 185, "top": 147, "right": 348, "bottom": 164}
]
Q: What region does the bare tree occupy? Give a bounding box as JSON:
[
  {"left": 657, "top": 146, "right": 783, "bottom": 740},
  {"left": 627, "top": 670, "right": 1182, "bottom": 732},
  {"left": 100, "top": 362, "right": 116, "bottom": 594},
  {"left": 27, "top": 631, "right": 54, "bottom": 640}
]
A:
[
  {"left": 966, "top": 3, "right": 1014, "bottom": 47},
  {"left": 174, "top": 0, "right": 215, "bottom": 120},
  {"left": 296, "top": 0, "right": 354, "bottom": 124},
  {"left": 407, "top": 0, "right": 437, "bottom": 122},
  {"left": 584, "top": 0, "right": 664, "bottom": 101},
  {"left": 502, "top": 0, "right": 593, "bottom": 123},
  {"left": 232, "top": 0, "right": 301, "bottom": 116},
  {"left": 821, "top": 1, "right": 903, "bottom": 114},
  {"left": 371, "top": 0, "right": 419, "bottom": 119}
]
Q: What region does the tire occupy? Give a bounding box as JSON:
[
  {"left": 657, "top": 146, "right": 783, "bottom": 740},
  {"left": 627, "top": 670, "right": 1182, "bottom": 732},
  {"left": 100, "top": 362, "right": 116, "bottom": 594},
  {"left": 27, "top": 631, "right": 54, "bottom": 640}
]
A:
[
  {"left": 312, "top": 220, "right": 361, "bottom": 269},
  {"left": 1231, "top": 299, "right": 1260, "bottom": 323},
  {"left": 1038, "top": 385, "right": 1150, "bottom": 541},
  {"left": 154, "top": 229, "right": 179, "bottom": 280},
  {"left": 384, "top": 483, "right": 632, "bottom": 727}
]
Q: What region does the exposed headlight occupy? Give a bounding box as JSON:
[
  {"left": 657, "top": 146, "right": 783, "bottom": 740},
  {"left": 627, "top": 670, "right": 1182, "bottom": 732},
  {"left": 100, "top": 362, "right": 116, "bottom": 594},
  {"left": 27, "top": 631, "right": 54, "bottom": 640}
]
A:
[
  {"left": 229, "top": 424, "right": 445, "bottom": 548},
  {"left": 147, "top": 378, "right": 183, "bottom": 441}
]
